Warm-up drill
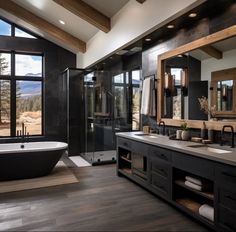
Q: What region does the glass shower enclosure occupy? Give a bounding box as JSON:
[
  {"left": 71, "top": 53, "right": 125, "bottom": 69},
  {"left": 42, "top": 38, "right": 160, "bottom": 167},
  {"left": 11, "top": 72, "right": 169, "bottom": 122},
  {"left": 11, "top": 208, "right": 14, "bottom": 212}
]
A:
[{"left": 62, "top": 68, "right": 141, "bottom": 165}]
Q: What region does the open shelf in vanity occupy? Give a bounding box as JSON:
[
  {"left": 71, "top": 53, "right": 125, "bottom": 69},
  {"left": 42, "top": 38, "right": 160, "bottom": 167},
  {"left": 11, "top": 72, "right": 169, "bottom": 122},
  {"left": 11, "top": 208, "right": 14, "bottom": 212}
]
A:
[
  {"left": 173, "top": 168, "right": 214, "bottom": 226},
  {"left": 118, "top": 147, "right": 132, "bottom": 175}
]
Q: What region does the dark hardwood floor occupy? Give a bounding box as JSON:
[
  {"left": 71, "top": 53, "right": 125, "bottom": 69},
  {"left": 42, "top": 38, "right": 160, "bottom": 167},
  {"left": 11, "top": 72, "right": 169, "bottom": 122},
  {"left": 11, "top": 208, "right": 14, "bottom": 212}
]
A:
[{"left": 0, "top": 159, "right": 209, "bottom": 231}]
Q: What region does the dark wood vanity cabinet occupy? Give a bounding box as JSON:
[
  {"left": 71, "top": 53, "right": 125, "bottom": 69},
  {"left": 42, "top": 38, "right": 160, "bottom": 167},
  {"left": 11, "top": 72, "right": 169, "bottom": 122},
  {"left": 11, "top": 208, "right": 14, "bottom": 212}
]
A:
[
  {"left": 149, "top": 146, "right": 172, "bottom": 200},
  {"left": 173, "top": 152, "right": 214, "bottom": 180},
  {"left": 117, "top": 137, "right": 149, "bottom": 186},
  {"left": 116, "top": 136, "right": 236, "bottom": 231},
  {"left": 215, "top": 165, "right": 236, "bottom": 232}
]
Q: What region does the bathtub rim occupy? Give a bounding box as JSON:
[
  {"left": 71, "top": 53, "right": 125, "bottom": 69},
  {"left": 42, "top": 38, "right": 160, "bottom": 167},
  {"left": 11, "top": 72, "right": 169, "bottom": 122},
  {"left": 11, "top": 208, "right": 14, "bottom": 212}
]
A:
[{"left": 0, "top": 141, "right": 68, "bottom": 154}]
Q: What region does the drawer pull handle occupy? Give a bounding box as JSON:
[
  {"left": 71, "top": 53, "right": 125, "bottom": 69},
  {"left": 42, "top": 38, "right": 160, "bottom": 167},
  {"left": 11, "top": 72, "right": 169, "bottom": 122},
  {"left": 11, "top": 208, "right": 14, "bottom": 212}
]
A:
[
  {"left": 160, "top": 154, "right": 168, "bottom": 160},
  {"left": 155, "top": 169, "right": 167, "bottom": 177},
  {"left": 155, "top": 183, "right": 167, "bottom": 193},
  {"left": 223, "top": 222, "right": 235, "bottom": 231},
  {"left": 222, "top": 171, "right": 236, "bottom": 179},
  {"left": 226, "top": 195, "right": 236, "bottom": 202}
]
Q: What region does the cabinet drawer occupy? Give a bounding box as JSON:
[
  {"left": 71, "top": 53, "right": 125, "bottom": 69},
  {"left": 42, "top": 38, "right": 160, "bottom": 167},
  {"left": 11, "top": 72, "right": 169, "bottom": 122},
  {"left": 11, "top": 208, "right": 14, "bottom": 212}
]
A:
[
  {"left": 216, "top": 165, "right": 236, "bottom": 188},
  {"left": 117, "top": 137, "right": 132, "bottom": 150},
  {"left": 173, "top": 152, "right": 214, "bottom": 180},
  {"left": 132, "top": 141, "right": 148, "bottom": 154},
  {"left": 149, "top": 146, "right": 172, "bottom": 162},
  {"left": 151, "top": 158, "right": 171, "bottom": 179},
  {"left": 219, "top": 188, "right": 236, "bottom": 211},
  {"left": 218, "top": 205, "right": 236, "bottom": 232},
  {"left": 151, "top": 172, "right": 170, "bottom": 198}
]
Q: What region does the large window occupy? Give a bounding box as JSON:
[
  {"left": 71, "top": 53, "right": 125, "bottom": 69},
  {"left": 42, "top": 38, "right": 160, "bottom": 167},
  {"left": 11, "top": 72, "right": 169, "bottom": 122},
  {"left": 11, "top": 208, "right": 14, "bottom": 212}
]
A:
[
  {"left": 0, "top": 52, "right": 43, "bottom": 137},
  {"left": 15, "top": 28, "right": 36, "bottom": 39},
  {"left": 0, "top": 80, "right": 11, "bottom": 136},
  {"left": 0, "top": 19, "right": 11, "bottom": 36},
  {"left": 0, "top": 17, "right": 38, "bottom": 39},
  {"left": 0, "top": 18, "right": 43, "bottom": 137},
  {"left": 16, "top": 81, "right": 42, "bottom": 135},
  {"left": 0, "top": 53, "right": 11, "bottom": 75},
  {"left": 113, "top": 70, "right": 141, "bottom": 131},
  {"left": 131, "top": 70, "right": 141, "bottom": 130}
]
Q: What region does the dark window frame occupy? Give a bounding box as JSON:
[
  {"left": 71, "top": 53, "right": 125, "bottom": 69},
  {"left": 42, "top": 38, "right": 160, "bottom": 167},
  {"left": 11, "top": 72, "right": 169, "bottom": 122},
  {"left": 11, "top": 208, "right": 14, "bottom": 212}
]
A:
[
  {"left": 0, "top": 50, "right": 44, "bottom": 137},
  {"left": 0, "top": 16, "right": 40, "bottom": 39}
]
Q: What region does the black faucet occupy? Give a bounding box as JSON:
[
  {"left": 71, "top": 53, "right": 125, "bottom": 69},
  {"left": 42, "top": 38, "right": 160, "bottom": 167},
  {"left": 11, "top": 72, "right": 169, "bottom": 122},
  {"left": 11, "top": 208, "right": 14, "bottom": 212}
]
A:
[
  {"left": 16, "top": 122, "right": 29, "bottom": 147},
  {"left": 22, "top": 122, "right": 25, "bottom": 144},
  {"left": 220, "top": 125, "right": 234, "bottom": 148},
  {"left": 158, "top": 120, "right": 166, "bottom": 136}
]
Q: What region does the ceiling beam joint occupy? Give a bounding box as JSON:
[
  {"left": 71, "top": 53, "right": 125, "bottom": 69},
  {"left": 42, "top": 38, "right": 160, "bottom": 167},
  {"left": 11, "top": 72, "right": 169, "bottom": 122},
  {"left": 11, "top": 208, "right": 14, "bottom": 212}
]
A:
[
  {"left": 53, "top": 0, "right": 111, "bottom": 33},
  {"left": 200, "top": 45, "right": 223, "bottom": 59}
]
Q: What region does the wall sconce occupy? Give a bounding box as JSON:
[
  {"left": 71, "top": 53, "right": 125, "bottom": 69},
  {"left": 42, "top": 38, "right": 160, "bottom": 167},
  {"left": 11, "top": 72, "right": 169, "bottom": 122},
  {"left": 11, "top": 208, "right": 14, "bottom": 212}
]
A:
[
  {"left": 164, "top": 72, "right": 172, "bottom": 97},
  {"left": 181, "top": 69, "right": 188, "bottom": 96},
  {"left": 222, "top": 85, "right": 227, "bottom": 101}
]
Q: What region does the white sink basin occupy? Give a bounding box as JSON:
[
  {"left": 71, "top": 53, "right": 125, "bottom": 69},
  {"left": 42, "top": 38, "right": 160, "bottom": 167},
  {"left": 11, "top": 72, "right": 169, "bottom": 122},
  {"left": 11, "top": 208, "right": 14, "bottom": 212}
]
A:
[
  {"left": 188, "top": 144, "right": 232, "bottom": 154},
  {"left": 134, "top": 133, "right": 157, "bottom": 139}
]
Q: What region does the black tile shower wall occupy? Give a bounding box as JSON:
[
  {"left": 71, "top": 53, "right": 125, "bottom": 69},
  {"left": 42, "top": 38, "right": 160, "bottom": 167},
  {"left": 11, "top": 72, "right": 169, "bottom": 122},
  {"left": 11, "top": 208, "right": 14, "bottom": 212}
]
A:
[{"left": 0, "top": 36, "right": 76, "bottom": 143}]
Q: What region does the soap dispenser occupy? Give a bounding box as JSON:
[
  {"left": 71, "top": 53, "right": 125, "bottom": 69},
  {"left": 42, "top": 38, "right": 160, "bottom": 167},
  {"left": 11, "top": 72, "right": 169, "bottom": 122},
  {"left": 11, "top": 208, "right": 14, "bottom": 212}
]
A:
[
  {"left": 201, "top": 121, "right": 208, "bottom": 140},
  {"left": 208, "top": 126, "right": 214, "bottom": 142}
]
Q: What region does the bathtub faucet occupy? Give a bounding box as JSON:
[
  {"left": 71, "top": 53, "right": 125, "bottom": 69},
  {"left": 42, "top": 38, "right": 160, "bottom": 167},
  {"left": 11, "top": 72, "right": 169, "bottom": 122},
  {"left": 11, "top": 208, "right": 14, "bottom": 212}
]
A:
[{"left": 16, "top": 123, "right": 29, "bottom": 145}]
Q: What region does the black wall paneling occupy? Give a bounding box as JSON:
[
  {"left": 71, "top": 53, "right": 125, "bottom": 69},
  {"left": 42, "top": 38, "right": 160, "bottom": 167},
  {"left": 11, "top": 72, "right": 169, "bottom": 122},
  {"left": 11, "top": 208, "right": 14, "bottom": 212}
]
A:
[{"left": 0, "top": 33, "right": 76, "bottom": 143}]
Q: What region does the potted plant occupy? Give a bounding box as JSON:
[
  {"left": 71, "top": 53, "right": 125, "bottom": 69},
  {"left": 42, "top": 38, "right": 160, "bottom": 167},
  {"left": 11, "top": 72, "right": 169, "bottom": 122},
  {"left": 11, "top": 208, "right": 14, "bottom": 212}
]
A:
[{"left": 180, "top": 121, "right": 190, "bottom": 140}]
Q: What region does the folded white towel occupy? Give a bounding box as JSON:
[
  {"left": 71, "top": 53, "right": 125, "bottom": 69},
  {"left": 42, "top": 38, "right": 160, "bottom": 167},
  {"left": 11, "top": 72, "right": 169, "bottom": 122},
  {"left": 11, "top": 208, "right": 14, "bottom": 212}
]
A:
[
  {"left": 184, "top": 180, "right": 202, "bottom": 191},
  {"left": 186, "top": 176, "right": 202, "bottom": 186},
  {"left": 199, "top": 204, "right": 214, "bottom": 222},
  {"left": 141, "top": 78, "right": 151, "bottom": 115}
]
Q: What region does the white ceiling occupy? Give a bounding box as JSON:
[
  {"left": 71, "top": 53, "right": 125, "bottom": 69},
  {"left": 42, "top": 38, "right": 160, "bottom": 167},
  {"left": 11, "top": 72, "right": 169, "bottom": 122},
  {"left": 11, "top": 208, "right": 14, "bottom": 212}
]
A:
[{"left": 2, "top": 0, "right": 129, "bottom": 48}]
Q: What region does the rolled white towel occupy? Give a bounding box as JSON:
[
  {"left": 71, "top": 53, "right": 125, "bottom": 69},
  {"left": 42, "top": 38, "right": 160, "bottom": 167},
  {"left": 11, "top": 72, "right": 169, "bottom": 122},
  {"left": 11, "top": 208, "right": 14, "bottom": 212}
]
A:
[
  {"left": 184, "top": 180, "right": 202, "bottom": 191},
  {"left": 186, "top": 176, "right": 202, "bottom": 186},
  {"left": 199, "top": 204, "right": 214, "bottom": 222}
]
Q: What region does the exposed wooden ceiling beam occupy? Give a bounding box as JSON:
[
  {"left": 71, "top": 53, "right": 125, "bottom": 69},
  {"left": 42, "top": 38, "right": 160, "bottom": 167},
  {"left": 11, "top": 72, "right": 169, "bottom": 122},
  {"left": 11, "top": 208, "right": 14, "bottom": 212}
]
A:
[
  {"left": 200, "top": 45, "right": 223, "bottom": 59},
  {"left": 0, "top": 0, "right": 86, "bottom": 53},
  {"left": 136, "top": 0, "right": 146, "bottom": 3},
  {"left": 53, "top": 0, "right": 111, "bottom": 33}
]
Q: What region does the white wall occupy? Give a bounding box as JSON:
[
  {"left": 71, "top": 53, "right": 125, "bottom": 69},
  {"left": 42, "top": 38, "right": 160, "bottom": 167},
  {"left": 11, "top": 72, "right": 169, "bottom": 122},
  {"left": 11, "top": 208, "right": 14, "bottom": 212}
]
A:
[
  {"left": 201, "top": 49, "right": 236, "bottom": 81},
  {"left": 77, "top": 0, "right": 202, "bottom": 68}
]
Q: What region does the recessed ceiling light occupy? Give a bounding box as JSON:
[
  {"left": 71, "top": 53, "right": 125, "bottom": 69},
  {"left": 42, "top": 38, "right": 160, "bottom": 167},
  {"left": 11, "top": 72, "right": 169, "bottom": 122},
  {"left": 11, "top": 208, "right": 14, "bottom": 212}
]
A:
[
  {"left": 145, "top": 38, "right": 152, "bottom": 42},
  {"left": 167, "top": 24, "right": 174, "bottom": 29},
  {"left": 59, "top": 20, "right": 65, "bottom": 25},
  {"left": 189, "top": 12, "right": 197, "bottom": 18}
]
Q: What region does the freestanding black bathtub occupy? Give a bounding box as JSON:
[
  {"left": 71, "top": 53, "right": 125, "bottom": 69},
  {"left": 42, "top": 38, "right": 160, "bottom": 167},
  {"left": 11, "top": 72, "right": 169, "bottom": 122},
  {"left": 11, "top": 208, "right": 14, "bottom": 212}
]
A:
[{"left": 0, "top": 141, "right": 68, "bottom": 181}]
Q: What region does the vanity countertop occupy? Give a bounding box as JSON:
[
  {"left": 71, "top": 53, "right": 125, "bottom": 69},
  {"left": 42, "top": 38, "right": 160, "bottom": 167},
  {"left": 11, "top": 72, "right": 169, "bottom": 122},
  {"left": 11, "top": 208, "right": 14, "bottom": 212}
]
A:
[{"left": 116, "top": 131, "right": 236, "bottom": 167}]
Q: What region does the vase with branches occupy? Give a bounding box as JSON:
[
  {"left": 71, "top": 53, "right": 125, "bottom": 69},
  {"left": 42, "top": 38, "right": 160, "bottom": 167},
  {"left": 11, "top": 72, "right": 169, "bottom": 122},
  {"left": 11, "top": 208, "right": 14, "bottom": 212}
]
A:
[{"left": 198, "top": 96, "right": 216, "bottom": 119}]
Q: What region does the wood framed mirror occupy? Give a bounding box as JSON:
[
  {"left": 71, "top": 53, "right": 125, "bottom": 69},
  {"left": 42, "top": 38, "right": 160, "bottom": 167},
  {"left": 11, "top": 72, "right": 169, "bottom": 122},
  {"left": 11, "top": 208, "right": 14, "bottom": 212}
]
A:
[
  {"left": 157, "top": 25, "right": 236, "bottom": 130},
  {"left": 210, "top": 68, "right": 236, "bottom": 118}
]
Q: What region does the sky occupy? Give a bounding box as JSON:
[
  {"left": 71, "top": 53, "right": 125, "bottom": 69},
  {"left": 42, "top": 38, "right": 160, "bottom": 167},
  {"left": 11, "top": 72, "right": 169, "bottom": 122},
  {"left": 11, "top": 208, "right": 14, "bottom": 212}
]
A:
[
  {"left": 15, "top": 54, "right": 42, "bottom": 76},
  {"left": 18, "top": 81, "right": 41, "bottom": 98},
  {"left": 0, "top": 19, "right": 11, "bottom": 36}
]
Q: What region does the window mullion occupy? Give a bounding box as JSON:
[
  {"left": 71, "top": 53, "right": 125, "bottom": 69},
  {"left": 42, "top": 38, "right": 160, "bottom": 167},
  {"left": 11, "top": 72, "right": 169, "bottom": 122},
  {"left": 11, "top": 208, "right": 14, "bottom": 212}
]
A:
[{"left": 10, "top": 52, "right": 16, "bottom": 137}]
